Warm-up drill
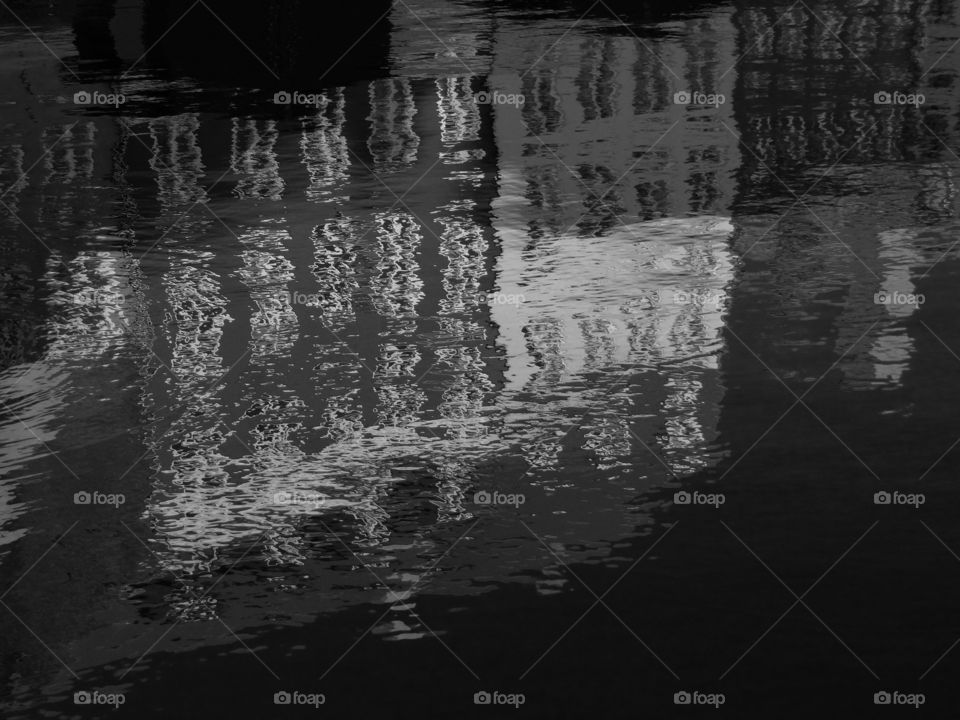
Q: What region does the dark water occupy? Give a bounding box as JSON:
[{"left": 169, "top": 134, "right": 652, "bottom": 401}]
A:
[{"left": 2, "top": 0, "right": 960, "bottom": 717}]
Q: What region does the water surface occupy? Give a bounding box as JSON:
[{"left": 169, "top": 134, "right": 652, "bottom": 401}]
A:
[{"left": 2, "top": 0, "right": 960, "bottom": 717}]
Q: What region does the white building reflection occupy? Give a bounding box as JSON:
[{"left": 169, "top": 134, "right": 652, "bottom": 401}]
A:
[
  {"left": 487, "top": 10, "right": 739, "bottom": 479},
  {"left": 730, "top": 0, "right": 960, "bottom": 392},
  {"left": 301, "top": 91, "right": 351, "bottom": 204},
  {"left": 127, "top": 3, "right": 744, "bottom": 618},
  {"left": 231, "top": 118, "right": 284, "bottom": 200}
]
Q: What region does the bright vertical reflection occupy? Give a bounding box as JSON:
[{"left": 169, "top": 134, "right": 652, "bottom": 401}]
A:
[
  {"left": 488, "top": 9, "right": 739, "bottom": 483},
  {"left": 367, "top": 79, "right": 420, "bottom": 170},
  {"left": 300, "top": 90, "right": 350, "bottom": 204},
  {"left": 230, "top": 117, "right": 285, "bottom": 200}
]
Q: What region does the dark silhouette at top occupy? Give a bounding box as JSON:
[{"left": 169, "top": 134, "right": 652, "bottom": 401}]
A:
[{"left": 139, "top": 0, "right": 393, "bottom": 86}]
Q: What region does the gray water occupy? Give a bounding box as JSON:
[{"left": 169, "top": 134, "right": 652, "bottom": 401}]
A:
[{"left": 2, "top": 0, "right": 960, "bottom": 717}]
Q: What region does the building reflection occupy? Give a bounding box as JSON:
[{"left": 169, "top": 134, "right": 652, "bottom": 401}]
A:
[
  {"left": 3, "top": 1, "right": 960, "bottom": 707},
  {"left": 231, "top": 119, "right": 285, "bottom": 201},
  {"left": 301, "top": 92, "right": 351, "bottom": 204},
  {"left": 367, "top": 80, "right": 421, "bottom": 171},
  {"left": 729, "top": 0, "right": 960, "bottom": 393},
  {"left": 488, "top": 8, "right": 739, "bottom": 479},
  {"left": 21, "top": 0, "right": 960, "bottom": 631},
  {"left": 111, "top": 2, "right": 744, "bottom": 624}
]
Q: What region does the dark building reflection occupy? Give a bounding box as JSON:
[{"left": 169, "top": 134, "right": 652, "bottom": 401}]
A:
[
  {"left": 4, "top": 1, "right": 960, "bottom": 706},
  {"left": 728, "top": 0, "right": 960, "bottom": 394},
  {"left": 139, "top": 0, "right": 392, "bottom": 85},
  {"left": 86, "top": 3, "right": 746, "bottom": 611}
]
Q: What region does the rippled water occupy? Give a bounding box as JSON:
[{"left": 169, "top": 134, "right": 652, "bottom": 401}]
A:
[{"left": 3, "top": 0, "right": 960, "bottom": 717}]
